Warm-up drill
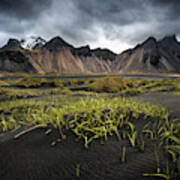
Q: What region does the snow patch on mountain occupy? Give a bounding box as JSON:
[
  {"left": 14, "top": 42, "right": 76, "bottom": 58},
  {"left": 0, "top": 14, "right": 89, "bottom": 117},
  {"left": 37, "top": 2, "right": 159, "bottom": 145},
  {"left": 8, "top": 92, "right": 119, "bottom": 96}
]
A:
[{"left": 21, "top": 36, "right": 46, "bottom": 50}]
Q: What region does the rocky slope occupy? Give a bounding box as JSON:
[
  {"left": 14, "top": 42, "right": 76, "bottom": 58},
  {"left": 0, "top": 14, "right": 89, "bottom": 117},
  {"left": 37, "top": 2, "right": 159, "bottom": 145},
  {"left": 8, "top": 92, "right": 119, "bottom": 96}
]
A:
[
  {"left": 113, "top": 35, "right": 180, "bottom": 73},
  {"left": 0, "top": 39, "right": 36, "bottom": 72},
  {"left": 28, "top": 37, "right": 114, "bottom": 74},
  {"left": 0, "top": 35, "right": 180, "bottom": 73}
]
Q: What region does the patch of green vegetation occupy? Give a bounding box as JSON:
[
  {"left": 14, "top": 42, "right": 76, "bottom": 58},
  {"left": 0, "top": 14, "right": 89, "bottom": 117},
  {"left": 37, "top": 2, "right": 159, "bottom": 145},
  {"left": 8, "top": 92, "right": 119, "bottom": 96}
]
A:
[
  {"left": 0, "top": 94, "right": 75, "bottom": 114},
  {"left": 1, "top": 77, "right": 180, "bottom": 103},
  {"left": 140, "top": 78, "right": 180, "bottom": 94},
  {"left": 0, "top": 95, "right": 167, "bottom": 135},
  {"left": 87, "top": 77, "right": 138, "bottom": 93},
  {"left": 16, "top": 77, "right": 46, "bottom": 88},
  {"left": 67, "top": 79, "right": 87, "bottom": 87},
  {"left": 0, "top": 80, "right": 9, "bottom": 86},
  {"left": 0, "top": 94, "right": 179, "bottom": 178},
  {"left": 121, "top": 88, "right": 142, "bottom": 96},
  {"left": 1, "top": 76, "right": 180, "bottom": 179},
  {"left": 63, "top": 77, "right": 180, "bottom": 97},
  {"left": 49, "top": 79, "right": 64, "bottom": 88},
  {"left": 0, "top": 86, "right": 100, "bottom": 101},
  {"left": 0, "top": 87, "right": 64, "bottom": 101},
  {"left": 67, "top": 77, "right": 179, "bottom": 95},
  {"left": 79, "top": 77, "right": 180, "bottom": 95},
  {"left": 15, "top": 77, "right": 63, "bottom": 88},
  {"left": 63, "top": 90, "right": 98, "bottom": 96}
]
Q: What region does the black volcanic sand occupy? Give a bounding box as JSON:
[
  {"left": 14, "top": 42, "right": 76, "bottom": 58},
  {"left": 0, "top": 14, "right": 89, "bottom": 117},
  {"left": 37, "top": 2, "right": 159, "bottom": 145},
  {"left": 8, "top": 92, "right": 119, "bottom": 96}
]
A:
[
  {"left": 0, "top": 127, "right": 173, "bottom": 180},
  {"left": 134, "top": 92, "right": 180, "bottom": 117},
  {"left": 0, "top": 92, "right": 180, "bottom": 180}
]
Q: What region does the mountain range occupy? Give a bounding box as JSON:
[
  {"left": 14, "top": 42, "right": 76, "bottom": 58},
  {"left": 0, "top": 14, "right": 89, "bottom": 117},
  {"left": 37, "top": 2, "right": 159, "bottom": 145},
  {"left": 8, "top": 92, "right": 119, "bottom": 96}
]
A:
[{"left": 0, "top": 35, "right": 180, "bottom": 74}]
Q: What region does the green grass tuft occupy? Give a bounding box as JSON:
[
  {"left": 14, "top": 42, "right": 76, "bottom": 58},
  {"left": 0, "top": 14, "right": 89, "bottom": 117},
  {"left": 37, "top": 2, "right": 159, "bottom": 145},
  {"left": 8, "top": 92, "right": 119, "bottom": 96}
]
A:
[
  {"left": 87, "top": 77, "right": 138, "bottom": 93},
  {"left": 16, "top": 77, "right": 63, "bottom": 88}
]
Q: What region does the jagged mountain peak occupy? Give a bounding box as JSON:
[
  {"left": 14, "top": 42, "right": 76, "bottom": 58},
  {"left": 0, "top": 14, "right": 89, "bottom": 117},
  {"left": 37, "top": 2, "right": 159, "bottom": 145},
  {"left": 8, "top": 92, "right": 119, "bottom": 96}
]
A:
[
  {"left": 72, "top": 45, "right": 116, "bottom": 61},
  {"left": 43, "top": 36, "right": 73, "bottom": 51},
  {"left": 23, "top": 36, "right": 46, "bottom": 50},
  {"left": 158, "top": 34, "right": 179, "bottom": 49},
  {"left": 160, "top": 34, "right": 177, "bottom": 43},
  {"left": 120, "top": 36, "right": 158, "bottom": 56},
  {"left": 1, "top": 38, "right": 23, "bottom": 51},
  {"left": 92, "top": 48, "right": 116, "bottom": 61},
  {"left": 0, "top": 34, "right": 180, "bottom": 73},
  {"left": 77, "top": 45, "right": 91, "bottom": 51},
  {"left": 7, "top": 38, "right": 21, "bottom": 46},
  {"left": 140, "top": 36, "right": 157, "bottom": 49},
  {"left": 72, "top": 45, "right": 91, "bottom": 56},
  {"left": 92, "top": 48, "right": 116, "bottom": 55}
]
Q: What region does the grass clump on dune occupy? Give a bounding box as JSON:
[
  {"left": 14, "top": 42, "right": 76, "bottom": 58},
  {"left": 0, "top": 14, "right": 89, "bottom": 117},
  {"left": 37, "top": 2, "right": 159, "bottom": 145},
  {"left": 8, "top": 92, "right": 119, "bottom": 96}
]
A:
[
  {"left": 16, "top": 77, "right": 63, "bottom": 88},
  {"left": 140, "top": 78, "right": 180, "bottom": 94},
  {"left": 16, "top": 77, "right": 47, "bottom": 88},
  {"left": 0, "top": 95, "right": 167, "bottom": 138},
  {"left": 0, "top": 96, "right": 170, "bottom": 148},
  {"left": 87, "top": 77, "right": 138, "bottom": 93},
  {"left": 87, "top": 77, "right": 180, "bottom": 95},
  {"left": 49, "top": 79, "right": 64, "bottom": 88},
  {"left": 0, "top": 96, "right": 168, "bottom": 144},
  {"left": 0, "top": 87, "right": 65, "bottom": 101},
  {"left": 65, "top": 77, "right": 180, "bottom": 96},
  {"left": 0, "top": 95, "right": 180, "bottom": 178},
  {"left": 67, "top": 79, "right": 87, "bottom": 87}
]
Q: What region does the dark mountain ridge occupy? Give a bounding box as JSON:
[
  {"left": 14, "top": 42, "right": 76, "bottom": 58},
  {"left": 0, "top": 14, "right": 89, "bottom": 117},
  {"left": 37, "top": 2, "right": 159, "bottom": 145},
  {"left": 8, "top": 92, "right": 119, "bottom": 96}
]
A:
[
  {"left": 0, "top": 34, "right": 180, "bottom": 73},
  {"left": 0, "top": 39, "right": 23, "bottom": 51},
  {"left": 112, "top": 35, "right": 180, "bottom": 73}
]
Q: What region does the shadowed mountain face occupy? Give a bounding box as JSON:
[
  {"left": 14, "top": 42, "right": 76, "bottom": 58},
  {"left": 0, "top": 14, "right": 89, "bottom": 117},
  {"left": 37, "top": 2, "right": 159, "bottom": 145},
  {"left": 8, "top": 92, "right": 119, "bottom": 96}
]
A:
[
  {"left": 1, "top": 39, "right": 23, "bottom": 51},
  {"left": 113, "top": 35, "right": 180, "bottom": 73},
  {"left": 0, "top": 35, "right": 180, "bottom": 73},
  {"left": 42, "top": 36, "right": 74, "bottom": 52},
  {"left": 0, "top": 39, "right": 36, "bottom": 72}
]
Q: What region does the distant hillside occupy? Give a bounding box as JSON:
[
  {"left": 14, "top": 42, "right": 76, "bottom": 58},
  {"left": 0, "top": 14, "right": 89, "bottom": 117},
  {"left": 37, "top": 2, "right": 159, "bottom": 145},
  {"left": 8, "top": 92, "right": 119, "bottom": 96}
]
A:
[
  {"left": 0, "top": 34, "right": 180, "bottom": 73},
  {"left": 112, "top": 35, "right": 180, "bottom": 73}
]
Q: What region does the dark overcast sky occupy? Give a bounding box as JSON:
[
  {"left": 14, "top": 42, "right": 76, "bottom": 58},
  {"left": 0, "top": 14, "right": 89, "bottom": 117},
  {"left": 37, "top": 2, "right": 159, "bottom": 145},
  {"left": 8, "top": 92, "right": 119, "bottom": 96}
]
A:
[{"left": 0, "top": 0, "right": 180, "bottom": 53}]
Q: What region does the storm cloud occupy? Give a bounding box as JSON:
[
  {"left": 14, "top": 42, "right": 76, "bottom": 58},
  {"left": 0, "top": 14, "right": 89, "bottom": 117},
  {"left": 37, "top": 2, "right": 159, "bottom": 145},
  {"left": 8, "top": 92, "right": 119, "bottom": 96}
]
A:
[
  {"left": 0, "top": 0, "right": 51, "bottom": 19},
  {"left": 0, "top": 0, "right": 180, "bottom": 53}
]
